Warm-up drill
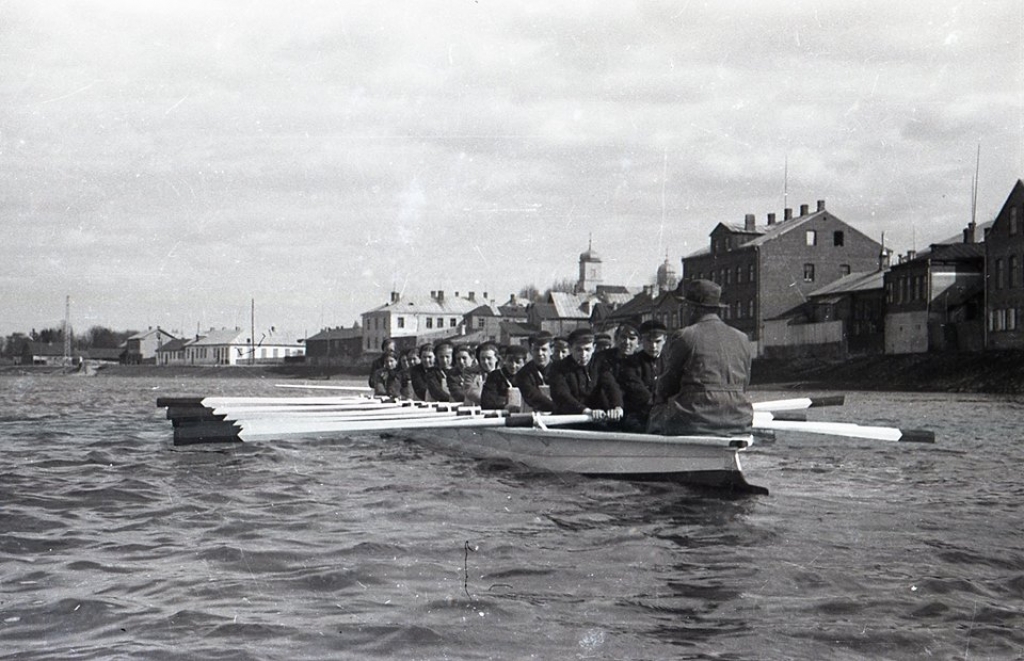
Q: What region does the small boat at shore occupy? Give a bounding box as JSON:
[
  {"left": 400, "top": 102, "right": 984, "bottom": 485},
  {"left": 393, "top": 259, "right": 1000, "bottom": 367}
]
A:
[{"left": 155, "top": 389, "right": 936, "bottom": 495}]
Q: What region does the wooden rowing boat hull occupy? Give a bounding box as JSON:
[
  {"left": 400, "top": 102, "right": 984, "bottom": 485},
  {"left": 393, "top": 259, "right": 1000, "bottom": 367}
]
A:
[{"left": 393, "top": 425, "right": 767, "bottom": 495}]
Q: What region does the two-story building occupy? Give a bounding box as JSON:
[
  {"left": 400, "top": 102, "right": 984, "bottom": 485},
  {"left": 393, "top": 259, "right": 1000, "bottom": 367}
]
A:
[
  {"left": 361, "top": 290, "right": 484, "bottom": 354},
  {"left": 124, "top": 328, "right": 177, "bottom": 364},
  {"left": 985, "top": 179, "right": 1024, "bottom": 349},
  {"left": 682, "top": 200, "right": 884, "bottom": 351}
]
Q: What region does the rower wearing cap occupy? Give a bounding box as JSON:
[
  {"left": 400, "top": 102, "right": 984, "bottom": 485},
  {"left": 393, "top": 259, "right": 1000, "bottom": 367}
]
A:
[
  {"left": 513, "top": 331, "right": 555, "bottom": 412},
  {"left": 593, "top": 322, "right": 640, "bottom": 385},
  {"left": 463, "top": 341, "right": 500, "bottom": 405},
  {"left": 648, "top": 279, "right": 753, "bottom": 436},
  {"left": 551, "top": 336, "right": 571, "bottom": 367},
  {"left": 549, "top": 327, "right": 624, "bottom": 422},
  {"left": 618, "top": 319, "right": 668, "bottom": 430},
  {"left": 481, "top": 344, "right": 529, "bottom": 410}
]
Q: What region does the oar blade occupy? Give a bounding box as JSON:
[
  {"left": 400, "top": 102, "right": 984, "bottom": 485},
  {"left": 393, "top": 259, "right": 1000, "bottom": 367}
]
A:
[{"left": 899, "top": 429, "right": 936, "bottom": 443}]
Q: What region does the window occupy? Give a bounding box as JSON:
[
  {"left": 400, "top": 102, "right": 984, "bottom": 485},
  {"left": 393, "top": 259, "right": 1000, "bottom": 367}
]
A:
[
  {"left": 450, "top": 318, "right": 457, "bottom": 328},
  {"left": 477, "top": 318, "right": 485, "bottom": 329},
  {"left": 806, "top": 230, "right": 817, "bottom": 246},
  {"left": 803, "top": 263, "right": 815, "bottom": 282},
  {"left": 1010, "top": 255, "right": 1019, "bottom": 289},
  {"left": 426, "top": 318, "right": 433, "bottom": 329},
  {"left": 748, "top": 263, "right": 755, "bottom": 283},
  {"left": 436, "top": 317, "right": 444, "bottom": 328},
  {"left": 841, "top": 264, "right": 851, "bottom": 276},
  {"left": 397, "top": 317, "right": 405, "bottom": 328},
  {"left": 1011, "top": 207, "right": 1019, "bottom": 235},
  {"left": 735, "top": 266, "right": 743, "bottom": 283},
  {"left": 725, "top": 268, "right": 732, "bottom": 285},
  {"left": 833, "top": 231, "right": 845, "bottom": 246},
  {"left": 996, "top": 258, "right": 1006, "bottom": 290},
  {"left": 748, "top": 299, "right": 755, "bottom": 318},
  {"left": 1009, "top": 308, "right": 1018, "bottom": 331}
]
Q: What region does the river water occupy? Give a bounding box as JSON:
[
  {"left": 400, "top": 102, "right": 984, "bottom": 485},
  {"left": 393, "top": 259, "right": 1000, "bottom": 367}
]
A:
[{"left": 1, "top": 375, "right": 1022, "bottom": 660}]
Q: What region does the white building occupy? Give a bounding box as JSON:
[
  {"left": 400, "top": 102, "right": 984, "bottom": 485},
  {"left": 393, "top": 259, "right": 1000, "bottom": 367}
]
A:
[
  {"left": 361, "top": 290, "right": 485, "bottom": 354},
  {"left": 182, "top": 328, "right": 305, "bottom": 365}
]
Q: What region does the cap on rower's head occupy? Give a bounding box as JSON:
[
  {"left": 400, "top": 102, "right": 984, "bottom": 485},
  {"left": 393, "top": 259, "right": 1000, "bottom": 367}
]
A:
[
  {"left": 567, "top": 327, "right": 595, "bottom": 346},
  {"left": 638, "top": 319, "right": 668, "bottom": 338},
  {"left": 530, "top": 330, "right": 554, "bottom": 348},
  {"left": 615, "top": 323, "right": 639, "bottom": 339},
  {"left": 433, "top": 339, "right": 454, "bottom": 352},
  {"left": 505, "top": 344, "right": 529, "bottom": 358}
]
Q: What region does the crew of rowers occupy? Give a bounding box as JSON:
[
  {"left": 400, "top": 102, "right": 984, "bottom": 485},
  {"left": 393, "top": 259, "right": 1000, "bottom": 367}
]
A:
[{"left": 369, "top": 279, "right": 755, "bottom": 437}]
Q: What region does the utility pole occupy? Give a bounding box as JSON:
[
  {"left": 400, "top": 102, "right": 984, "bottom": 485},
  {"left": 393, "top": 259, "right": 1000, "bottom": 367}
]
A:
[{"left": 63, "top": 295, "right": 72, "bottom": 371}]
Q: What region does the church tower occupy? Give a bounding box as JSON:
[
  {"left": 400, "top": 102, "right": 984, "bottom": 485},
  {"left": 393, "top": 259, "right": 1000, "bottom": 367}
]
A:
[
  {"left": 656, "top": 255, "right": 678, "bottom": 293},
  {"left": 577, "top": 236, "right": 603, "bottom": 293}
]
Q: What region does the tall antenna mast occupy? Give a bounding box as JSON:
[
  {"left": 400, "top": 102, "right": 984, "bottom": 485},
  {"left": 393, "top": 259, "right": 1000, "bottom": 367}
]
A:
[
  {"left": 783, "top": 154, "right": 789, "bottom": 211},
  {"left": 971, "top": 143, "right": 981, "bottom": 226},
  {"left": 63, "top": 295, "right": 71, "bottom": 370}
]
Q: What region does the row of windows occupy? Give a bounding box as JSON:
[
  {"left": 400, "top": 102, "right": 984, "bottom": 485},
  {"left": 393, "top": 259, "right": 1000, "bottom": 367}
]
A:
[
  {"left": 989, "top": 308, "right": 1020, "bottom": 332},
  {"left": 885, "top": 275, "right": 927, "bottom": 305},
  {"left": 805, "top": 230, "right": 845, "bottom": 247},
  {"left": 993, "top": 255, "right": 1022, "bottom": 289},
  {"left": 370, "top": 315, "right": 459, "bottom": 331},
  {"left": 696, "top": 264, "right": 756, "bottom": 286}
]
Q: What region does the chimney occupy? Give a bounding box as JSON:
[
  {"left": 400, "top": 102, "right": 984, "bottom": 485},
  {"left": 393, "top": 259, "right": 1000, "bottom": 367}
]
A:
[
  {"left": 800, "top": 203, "right": 809, "bottom": 216},
  {"left": 509, "top": 294, "right": 516, "bottom": 304},
  {"left": 468, "top": 291, "right": 476, "bottom": 301},
  {"left": 455, "top": 291, "right": 460, "bottom": 298},
  {"left": 817, "top": 199, "right": 825, "bottom": 212},
  {"left": 390, "top": 291, "right": 400, "bottom": 304},
  {"left": 483, "top": 291, "right": 488, "bottom": 300},
  {"left": 744, "top": 213, "right": 755, "bottom": 231},
  {"left": 767, "top": 212, "right": 776, "bottom": 225},
  {"left": 436, "top": 290, "right": 445, "bottom": 303},
  {"left": 907, "top": 250, "right": 917, "bottom": 261},
  {"left": 784, "top": 208, "right": 793, "bottom": 220},
  {"left": 963, "top": 222, "right": 977, "bottom": 244}
]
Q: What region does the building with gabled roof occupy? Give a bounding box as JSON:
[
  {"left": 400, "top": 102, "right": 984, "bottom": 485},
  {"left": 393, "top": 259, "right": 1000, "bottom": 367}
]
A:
[
  {"left": 184, "top": 327, "right": 305, "bottom": 365},
  {"left": 125, "top": 327, "right": 177, "bottom": 364},
  {"left": 985, "top": 179, "right": 1024, "bottom": 350},
  {"left": 360, "top": 290, "right": 486, "bottom": 355},
  {"left": 682, "top": 200, "right": 884, "bottom": 351},
  {"left": 304, "top": 325, "right": 365, "bottom": 366},
  {"left": 884, "top": 221, "right": 990, "bottom": 354}
]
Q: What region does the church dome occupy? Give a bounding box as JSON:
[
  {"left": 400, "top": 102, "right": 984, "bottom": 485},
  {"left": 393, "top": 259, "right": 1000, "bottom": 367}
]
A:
[{"left": 579, "top": 248, "right": 602, "bottom": 262}]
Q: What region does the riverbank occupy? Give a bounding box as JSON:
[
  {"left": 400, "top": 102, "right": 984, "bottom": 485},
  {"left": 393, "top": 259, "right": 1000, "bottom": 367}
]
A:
[
  {"left": 750, "top": 350, "right": 1024, "bottom": 394},
  {"left": 5, "top": 350, "right": 1024, "bottom": 394}
]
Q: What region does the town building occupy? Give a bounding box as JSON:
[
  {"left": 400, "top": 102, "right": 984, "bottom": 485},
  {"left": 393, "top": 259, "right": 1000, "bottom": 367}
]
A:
[
  {"left": 304, "top": 325, "right": 365, "bottom": 367},
  {"left": 682, "top": 200, "right": 884, "bottom": 351},
  {"left": 985, "top": 179, "right": 1024, "bottom": 350},
  {"left": 576, "top": 240, "right": 603, "bottom": 293},
  {"left": 361, "top": 290, "right": 484, "bottom": 354},
  {"left": 183, "top": 328, "right": 305, "bottom": 365},
  {"left": 156, "top": 338, "right": 191, "bottom": 365},
  {"left": 124, "top": 328, "right": 177, "bottom": 364},
  {"left": 884, "top": 222, "right": 989, "bottom": 354}
]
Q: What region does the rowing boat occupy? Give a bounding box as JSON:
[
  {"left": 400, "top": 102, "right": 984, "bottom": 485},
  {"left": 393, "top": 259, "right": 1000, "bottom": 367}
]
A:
[{"left": 155, "top": 390, "right": 933, "bottom": 496}]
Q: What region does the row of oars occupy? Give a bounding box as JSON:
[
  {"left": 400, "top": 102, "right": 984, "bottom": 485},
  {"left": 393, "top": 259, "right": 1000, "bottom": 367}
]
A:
[{"left": 157, "top": 386, "right": 935, "bottom": 446}]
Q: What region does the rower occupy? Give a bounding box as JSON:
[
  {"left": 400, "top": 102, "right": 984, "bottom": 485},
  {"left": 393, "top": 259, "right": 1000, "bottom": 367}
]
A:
[
  {"left": 426, "top": 339, "right": 464, "bottom": 402},
  {"left": 551, "top": 336, "right": 571, "bottom": 365},
  {"left": 481, "top": 344, "right": 528, "bottom": 410},
  {"left": 367, "top": 337, "right": 397, "bottom": 388},
  {"left": 648, "top": 279, "right": 753, "bottom": 436},
  {"left": 463, "top": 341, "right": 500, "bottom": 405},
  {"left": 549, "top": 327, "right": 623, "bottom": 422},
  {"left": 513, "top": 331, "right": 555, "bottom": 412},
  {"left": 593, "top": 322, "right": 639, "bottom": 385},
  {"left": 369, "top": 350, "right": 402, "bottom": 398},
  {"left": 409, "top": 343, "right": 435, "bottom": 400},
  {"left": 618, "top": 319, "right": 668, "bottom": 431}
]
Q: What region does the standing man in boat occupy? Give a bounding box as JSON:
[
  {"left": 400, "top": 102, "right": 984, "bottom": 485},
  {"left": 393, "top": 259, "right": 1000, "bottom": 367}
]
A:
[
  {"left": 647, "top": 279, "right": 753, "bottom": 436},
  {"left": 618, "top": 319, "right": 668, "bottom": 431},
  {"left": 549, "top": 328, "right": 624, "bottom": 422}
]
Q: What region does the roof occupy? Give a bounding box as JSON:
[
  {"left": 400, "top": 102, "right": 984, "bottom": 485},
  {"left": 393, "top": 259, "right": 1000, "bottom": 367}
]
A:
[
  {"left": 894, "top": 241, "right": 986, "bottom": 268},
  {"left": 365, "top": 294, "right": 481, "bottom": 316},
  {"left": 605, "top": 291, "right": 654, "bottom": 321},
  {"left": 809, "top": 270, "right": 885, "bottom": 297},
  {"left": 467, "top": 304, "right": 500, "bottom": 318},
  {"left": 497, "top": 304, "right": 529, "bottom": 318},
  {"left": 305, "top": 327, "right": 362, "bottom": 342},
  {"left": 548, "top": 291, "right": 601, "bottom": 319},
  {"left": 529, "top": 302, "right": 559, "bottom": 320},
  {"left": 156, "top": 338, "right": 191, "bottom": 353},
  {"left": 128, "top": 328, "right": 177, "bottom": 341},
  {"left": 499, "top": 321, "right": 536, "bottom": 337},
  {"left": 190, "top": 328, "right": 246, "bottom": 346}
]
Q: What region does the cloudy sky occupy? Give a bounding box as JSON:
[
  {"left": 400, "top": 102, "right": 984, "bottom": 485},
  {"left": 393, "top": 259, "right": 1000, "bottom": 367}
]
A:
[{"left": 2, "top": 1, "right": 1022, "bottom": 339}]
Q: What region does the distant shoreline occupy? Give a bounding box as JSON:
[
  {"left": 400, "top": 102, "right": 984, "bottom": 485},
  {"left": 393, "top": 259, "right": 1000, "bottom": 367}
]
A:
[{"left": 4, "top": 351, "right": 1024, "bottom": 395}]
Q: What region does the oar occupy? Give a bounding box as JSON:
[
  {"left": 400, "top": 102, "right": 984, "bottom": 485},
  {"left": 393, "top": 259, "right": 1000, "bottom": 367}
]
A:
[
  {"left": 752, "top": 395, "right": 845, "bottom": 412},
  {"left": 274, "top": 383, "right": 374, "bottom": 392},
  {"left": 236, "top": 412, "right": 593, "bottom": 441},
  {"left": 753, "top": 415, "right": 935, "bottom": 443}
]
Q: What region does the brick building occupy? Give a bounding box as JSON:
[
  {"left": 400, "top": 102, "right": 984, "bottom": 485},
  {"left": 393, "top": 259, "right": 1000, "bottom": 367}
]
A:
[
  {"left": 682, "top": 200, "right": 884, "bottom": 350},
  {"left": 985, "top": 179, "right": 1024, "bottom": 349}
]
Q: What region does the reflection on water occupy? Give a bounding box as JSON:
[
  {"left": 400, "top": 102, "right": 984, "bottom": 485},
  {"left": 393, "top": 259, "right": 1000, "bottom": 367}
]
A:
[{"left": 0, "top": 376, "right": 1022, "bottom": 659}]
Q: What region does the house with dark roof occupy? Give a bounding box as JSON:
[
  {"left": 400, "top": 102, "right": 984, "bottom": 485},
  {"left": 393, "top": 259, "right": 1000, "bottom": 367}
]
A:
[
  {"left": 304, "top": 325, "right": 365, "bottom": 366},
  {"left": 125, "top": 328, "right": 177, "bottom": 364},
  {"left": 985, "top": 179, "right": 1024, "bottom": 350},
  {"left": 884, "top": 221, "right": 990, "bottom": 354},
  {"left": 682, "top": 200, "right": 884, "bottom": 351}
]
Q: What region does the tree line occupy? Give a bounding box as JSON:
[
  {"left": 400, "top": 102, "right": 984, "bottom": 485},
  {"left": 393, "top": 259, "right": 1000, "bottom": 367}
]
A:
[{"left": 1, "top": 326, "right": 139, "bottom": 360}]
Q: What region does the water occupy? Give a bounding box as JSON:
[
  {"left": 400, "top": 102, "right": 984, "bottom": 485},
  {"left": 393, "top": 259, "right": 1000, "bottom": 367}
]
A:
[{"left": 1, "top": 375, "right": 1022, "bottom": 660}]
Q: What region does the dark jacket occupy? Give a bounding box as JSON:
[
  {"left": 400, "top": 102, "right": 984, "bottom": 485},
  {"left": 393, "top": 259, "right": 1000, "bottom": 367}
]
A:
[
  {"left": 481, "top": 368, "right": 517, "bottom": 410},
  {"left": 647, "top": 313, "right": 752, "bottom": 436},
  {"left": 370, "top": 367, "right": 403, "bottom": 399},
  {"left": 513, "top": 361, "right": 554, "bottom": 412},
  {"left": 425, "top": 367, "right": 464, "bottom": 402},
  {"left": 618, "top": 350, "right": 664, "bottom": 422},
  {"left": 549, "top": 356, "right": 623, "bottom": 415},
  {"left": 409, "top": 364, "right": 430, "bottom": 400}
]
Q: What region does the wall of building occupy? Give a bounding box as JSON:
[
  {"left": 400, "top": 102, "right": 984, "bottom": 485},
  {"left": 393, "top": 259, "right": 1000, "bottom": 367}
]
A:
[{"left": 885, "top": 311, "right": 929, "bottom": 354}]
